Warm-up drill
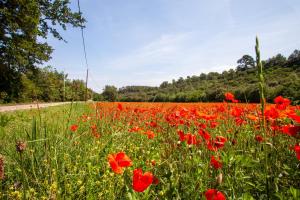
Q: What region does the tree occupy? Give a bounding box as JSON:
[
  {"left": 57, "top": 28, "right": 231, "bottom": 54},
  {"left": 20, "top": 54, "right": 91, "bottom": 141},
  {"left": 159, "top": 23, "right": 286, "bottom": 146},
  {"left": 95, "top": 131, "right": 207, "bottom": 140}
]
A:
[
  {"left": 93, "top": 93, "right": 104, "bottom": 101},
  {"left": 264, "top": 54, "right": 286, "bottom": 68},
  {"left": 287, "top": 49, "right": 300, "bottom": 66},
  {"left": 237, "top": 55, "right": 255, "bottom": 71},
  {"left": 199, "top": 73, "right": 207, "bottom": 80},
  {"left": 160, "top": 81, "right": 169, "bottom": 89},
  {"left": 0, "top": 0, "right": 84, "bottom": 101},
  {"left": 207, "top": 72, "right": 219, "bottom": 80},
  {"left": 102, "top": 85, "right": 118, "bottom": 102},
  {"left": 20, "top": 74, "right": 40, "bottom": 101}
]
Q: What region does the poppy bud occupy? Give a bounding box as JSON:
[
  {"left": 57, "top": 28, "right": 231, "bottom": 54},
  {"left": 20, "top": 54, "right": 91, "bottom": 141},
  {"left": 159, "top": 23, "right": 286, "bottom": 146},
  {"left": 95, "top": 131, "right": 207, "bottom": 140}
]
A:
[
  {"left": 16, "top": 141, "right": 27, "bottom": 153},
  {"left": 151, "top": 160, "right": 156, "bottom": 166},
  {"left": 0, "top": 155, "right": 4, "bottom": 180}
]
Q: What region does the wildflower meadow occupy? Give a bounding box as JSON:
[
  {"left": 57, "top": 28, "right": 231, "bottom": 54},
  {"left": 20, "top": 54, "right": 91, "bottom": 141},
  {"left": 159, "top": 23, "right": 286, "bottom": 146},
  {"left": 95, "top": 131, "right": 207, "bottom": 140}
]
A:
[
  {"left": 0, "top": 95, "right": 299, "bottom": 199},
  {"left": 1, "top": 1, "right": 300, "bottom": 199}
]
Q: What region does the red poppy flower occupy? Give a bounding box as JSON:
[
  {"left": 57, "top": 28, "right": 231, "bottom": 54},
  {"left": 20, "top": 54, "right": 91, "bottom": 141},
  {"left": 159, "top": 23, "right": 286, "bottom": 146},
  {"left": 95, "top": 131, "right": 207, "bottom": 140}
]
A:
[
  {"left": 231, "top": 107, "right": 243, "bottom": 118},
  {"left": 205, "top": 189, "right": 226, "bottom": 200},
  {"left": 247, "top": 114, "right": 258, "bottom": 122},
  {"left": 149, "top": 121, "right": 158, "bottom": 128},
  {"left": 225, "top": 92, "right": 235, "bottom": 102},
  {"left": 107, "top": 152, "right": 132, "bottom": 174},
  {"left": 152, "top": 176, "right": 160, "bottom": 185},
  {"left": 274, "top": 96, "right": 290, "bottom": 110},
  {"left": 90, "top": 124, "right": 97, "bottom": 130},
  {"left": 235, "top": 117, "right": 245, "bottom": 126},
  {"left": 282, "top": 125, "right": 300, "bottom": 137},
  {"left": 255, "top": 135, "right": 263, "bottom": 142},
  {"left": 207, "top": 141, "right": 217, "bottom": 151},
  {"left": 90, "top": 124, "right": 100, "bottom": 138},
  {"left": 92, "top": 133, "right": 100, "bottom": 138},
  {"left": 207, "top": 136, "right": 227, "bottom": 151},
  {"left": 264, "top": 107, "right": 279, "bottom": 120},
  {"left": 132, "top": 168, "right": 153, "bottom": 192},
  {"left": 129, "top": 126, "right": 142, "bottom": 132},
  {"left": 199, "top": 129, "right": 211, "bottom": 141},
  {"left": 214, "top": 136, "right": 227, "bottom": 149},
  {"left": 70, "top": 124, "right": 78, "bottom": 132},
  {"left": 177, "top": 130, "right": 198, "bottom": 145},
  {"left": 294, "top": 144, "right": 300, "bottom": 160},
  {"left": 210, "top": 121, "right": 218, "bottom": 128},
  {"left": 224, "top": 92, "right": 238, "bottom": 103},
  {"left": 177, "top": 130, "right": 186, "bottom": 142},
  {"left": 287, "top": 112, "right": 300, "bottom": 123},
  {"left": 198, "top": 123, "right": 207, "bottom": 129},
  {"left": 117, "top": 103, "right": 123, "bottom": 111},
  {"left": 186, "top": 133, "right": 197, "bottom": 145},
  {"left": 145, "top": 130, "right": 155, "bottom": 139},
  {"left": 210, "top": 155, "right": 222, "bottom": 169}
]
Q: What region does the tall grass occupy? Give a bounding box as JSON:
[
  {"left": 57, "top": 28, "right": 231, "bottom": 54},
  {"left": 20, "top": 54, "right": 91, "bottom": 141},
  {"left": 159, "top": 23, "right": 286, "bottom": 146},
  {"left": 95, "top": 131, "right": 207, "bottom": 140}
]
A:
[
  {"left": 255, "top": 36, "right": 270, "bottom": 199},
  {"left": 255, "top": 36, "right": 266, "bottom": 129}
]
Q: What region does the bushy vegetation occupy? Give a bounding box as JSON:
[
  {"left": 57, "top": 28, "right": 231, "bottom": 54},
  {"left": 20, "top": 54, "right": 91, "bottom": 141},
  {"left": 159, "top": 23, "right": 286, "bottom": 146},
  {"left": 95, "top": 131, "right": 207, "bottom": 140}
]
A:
[
  {"left": 0, "top": 66, "right": 95, "bottom": 103},
  {"left": 108, "top": 51, "right": 300, "bottom": 103}
]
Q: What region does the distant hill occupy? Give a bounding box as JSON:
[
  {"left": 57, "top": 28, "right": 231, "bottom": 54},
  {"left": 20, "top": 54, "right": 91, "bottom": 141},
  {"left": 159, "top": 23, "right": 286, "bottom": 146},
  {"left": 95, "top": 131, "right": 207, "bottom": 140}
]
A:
[{"left": 101, "top": 50, "right": 300, "bottom": 104}]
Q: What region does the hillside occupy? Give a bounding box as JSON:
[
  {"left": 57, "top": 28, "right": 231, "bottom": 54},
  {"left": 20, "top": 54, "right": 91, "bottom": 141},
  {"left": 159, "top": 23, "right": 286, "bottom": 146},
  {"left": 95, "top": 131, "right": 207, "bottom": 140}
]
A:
[{"left": 102, "top": 50, "right": 300, "bottom": 103}]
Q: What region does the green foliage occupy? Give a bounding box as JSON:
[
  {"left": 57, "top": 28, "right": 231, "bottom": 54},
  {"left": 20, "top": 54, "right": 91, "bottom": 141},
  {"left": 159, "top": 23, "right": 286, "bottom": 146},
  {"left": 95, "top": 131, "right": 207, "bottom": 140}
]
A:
[
  {"left": 287, "top": 50, "right": 300, "bottom": 66},
  {"left": 0, "top": 0, "right": 85, "bottom": 102},
  {"left": 102, "top": 85, "right": 118, "bottom": 102},
  {"left": 1, "top": 66, "right": 97, "bottom": 103},
  {"left": 237, "top": 55, "right": 255, "bottom": 71},
  {"left": 264, "top": 54, "right": 287, "bottom": 68},
  {"left": 113, "top": 50, "right": 300, "bottom": 103},
  {"left": 0, "top": 0, "right": 84, "bottom": 70},
  {"left": 92, "top": 93, "right": 104, "bottom": 101}
]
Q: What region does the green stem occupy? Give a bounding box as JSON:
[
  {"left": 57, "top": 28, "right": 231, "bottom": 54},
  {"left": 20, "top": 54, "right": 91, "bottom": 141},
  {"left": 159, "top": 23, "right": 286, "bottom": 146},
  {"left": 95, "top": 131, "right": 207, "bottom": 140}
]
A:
[
  {"left": 255, "top": 36, "right": 269, "bottom": 199},
  {"left": 19, "top": 153, "right": 26, "bottom": 200},
  {"left": 255, "top": 36, "right": 266, "bottom": 131}
]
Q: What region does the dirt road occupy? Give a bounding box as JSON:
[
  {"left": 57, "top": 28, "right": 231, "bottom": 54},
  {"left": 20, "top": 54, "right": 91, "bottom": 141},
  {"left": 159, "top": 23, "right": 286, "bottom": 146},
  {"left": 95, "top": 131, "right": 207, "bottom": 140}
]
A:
[{"left": 0, "top": 102, "right": 72, "bottom": 113}]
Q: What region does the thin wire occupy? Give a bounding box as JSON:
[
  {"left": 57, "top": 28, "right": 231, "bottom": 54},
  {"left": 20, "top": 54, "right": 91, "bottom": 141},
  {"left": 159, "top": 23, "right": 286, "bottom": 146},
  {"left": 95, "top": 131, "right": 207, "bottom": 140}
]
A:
[
  {"left": 77, "top": 0, "right": 89, "bottom": 101},
  {"left": 77, "top": 0, "right": 89, "bottom": 70},
  {"left": 89, "top": 72, "right": 103, "bottom": 92}
]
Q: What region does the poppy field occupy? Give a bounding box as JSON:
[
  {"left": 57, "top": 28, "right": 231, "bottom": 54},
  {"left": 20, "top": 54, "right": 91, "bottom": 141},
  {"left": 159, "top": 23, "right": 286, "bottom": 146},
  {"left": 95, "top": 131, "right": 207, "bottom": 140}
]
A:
[{"left": 0, "top": 94, "right": 300, "bottom": 199}]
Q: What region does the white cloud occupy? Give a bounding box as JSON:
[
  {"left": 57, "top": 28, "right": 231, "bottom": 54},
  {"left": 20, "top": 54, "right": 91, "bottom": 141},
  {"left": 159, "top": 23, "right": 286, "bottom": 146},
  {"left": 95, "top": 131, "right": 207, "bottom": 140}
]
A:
[
  {"left": 95, "top": 10, "right": 300, "bottom": 89},
  {"left": 103, "top": 32, "right": 193, "bottom": 71}
]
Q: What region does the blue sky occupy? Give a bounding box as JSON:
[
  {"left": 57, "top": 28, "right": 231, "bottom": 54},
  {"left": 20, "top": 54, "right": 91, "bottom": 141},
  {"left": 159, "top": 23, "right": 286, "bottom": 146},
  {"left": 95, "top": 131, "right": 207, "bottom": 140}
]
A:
[{"left": 45, "top": 0, "right": 300, "bottom": 92}]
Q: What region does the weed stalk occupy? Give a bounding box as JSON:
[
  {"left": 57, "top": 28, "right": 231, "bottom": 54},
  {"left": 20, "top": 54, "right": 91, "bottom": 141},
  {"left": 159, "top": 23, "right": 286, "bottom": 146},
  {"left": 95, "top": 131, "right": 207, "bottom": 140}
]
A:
[
  {"left": 255, "top": 36, "right": 269, "bottom": 199},
  {"left": 255, "top": 36, "right": 266, "bottom": 130}
]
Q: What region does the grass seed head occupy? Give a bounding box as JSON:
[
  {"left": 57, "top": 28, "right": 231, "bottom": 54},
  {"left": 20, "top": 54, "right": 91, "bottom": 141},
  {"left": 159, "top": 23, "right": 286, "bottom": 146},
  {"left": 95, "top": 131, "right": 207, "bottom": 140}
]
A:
[{"left": 16, "top": 141, "right": 27, "bottom": 153}]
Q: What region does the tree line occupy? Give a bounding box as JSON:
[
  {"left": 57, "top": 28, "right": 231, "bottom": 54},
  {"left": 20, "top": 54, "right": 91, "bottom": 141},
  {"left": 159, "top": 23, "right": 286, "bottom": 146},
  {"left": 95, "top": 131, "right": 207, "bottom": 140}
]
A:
[
  {"left": 101, "top": 50, "right": 300, "bottom": 104},
  {"left": 0, "top": 65, "right": 95, "bottom": 103}
]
